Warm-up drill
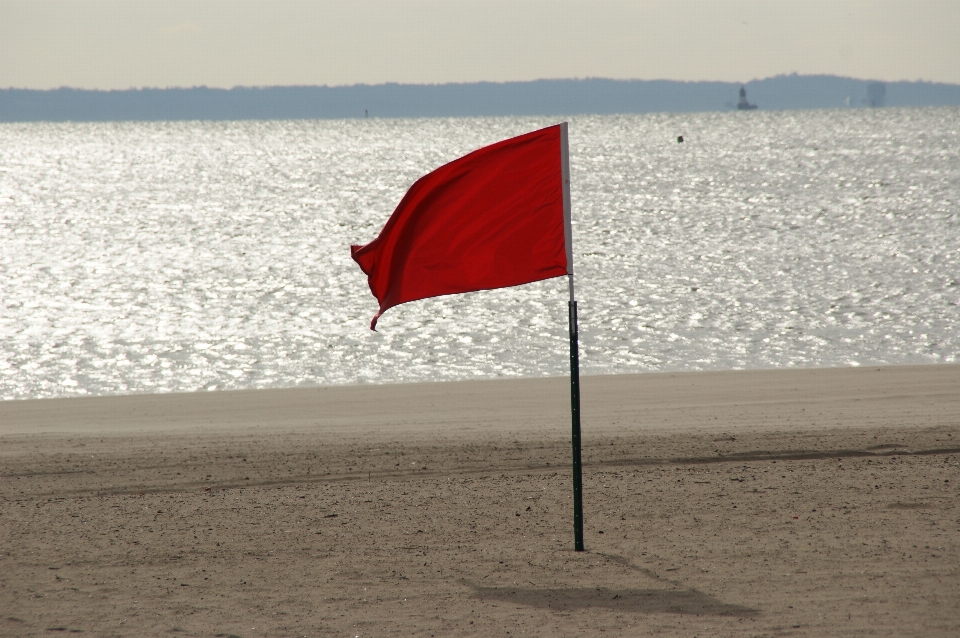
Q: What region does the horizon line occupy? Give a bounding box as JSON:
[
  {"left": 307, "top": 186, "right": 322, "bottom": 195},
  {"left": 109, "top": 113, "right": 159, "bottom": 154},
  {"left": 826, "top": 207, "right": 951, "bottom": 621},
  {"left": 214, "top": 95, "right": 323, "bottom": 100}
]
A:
[{"left": 3, "top": 73, "right": 956, "bottom": 93}]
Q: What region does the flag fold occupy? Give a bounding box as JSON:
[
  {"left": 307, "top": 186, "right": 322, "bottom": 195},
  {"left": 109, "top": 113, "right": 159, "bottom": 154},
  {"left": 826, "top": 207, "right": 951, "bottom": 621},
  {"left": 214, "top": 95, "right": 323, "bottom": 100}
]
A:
[{"left": 351, "top": 124, "right": 569, "bottom": 329}]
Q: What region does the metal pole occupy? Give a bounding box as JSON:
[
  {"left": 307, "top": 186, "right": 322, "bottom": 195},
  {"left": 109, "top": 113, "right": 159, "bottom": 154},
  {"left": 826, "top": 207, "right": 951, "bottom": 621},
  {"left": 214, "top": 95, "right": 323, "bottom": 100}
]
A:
[
  {"left": 568, "top": 274, "right": 584, "bottom": 551},
  {"left": 559, "top": 123, "right": 584, "bottom": 552}
]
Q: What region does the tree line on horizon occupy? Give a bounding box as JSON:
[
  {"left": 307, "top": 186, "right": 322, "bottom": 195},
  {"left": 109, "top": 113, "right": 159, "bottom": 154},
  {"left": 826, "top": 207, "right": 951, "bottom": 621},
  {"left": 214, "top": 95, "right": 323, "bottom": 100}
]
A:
[{"left": 2, "top": 75, "right": 959, "bottom": 122}]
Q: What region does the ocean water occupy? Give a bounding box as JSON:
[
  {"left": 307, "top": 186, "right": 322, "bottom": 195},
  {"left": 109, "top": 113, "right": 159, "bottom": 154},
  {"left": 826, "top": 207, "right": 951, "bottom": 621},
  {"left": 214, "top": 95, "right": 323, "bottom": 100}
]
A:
[{"left": 1, "top": 109, "right": 958, "bottom": 400}]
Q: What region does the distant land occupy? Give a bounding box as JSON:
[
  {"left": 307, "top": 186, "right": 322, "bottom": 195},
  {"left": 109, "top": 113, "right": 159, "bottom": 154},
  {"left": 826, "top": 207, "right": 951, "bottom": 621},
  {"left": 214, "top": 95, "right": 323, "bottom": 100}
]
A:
[{"left": 2, "top": 74, "right": 959, "bottom": 122}]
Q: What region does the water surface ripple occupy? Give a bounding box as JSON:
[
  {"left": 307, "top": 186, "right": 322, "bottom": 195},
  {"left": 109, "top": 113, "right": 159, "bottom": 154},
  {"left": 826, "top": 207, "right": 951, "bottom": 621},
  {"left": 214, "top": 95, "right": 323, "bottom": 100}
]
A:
[{"left": 1, "top": 109, "right": 958, "bottom": 399}]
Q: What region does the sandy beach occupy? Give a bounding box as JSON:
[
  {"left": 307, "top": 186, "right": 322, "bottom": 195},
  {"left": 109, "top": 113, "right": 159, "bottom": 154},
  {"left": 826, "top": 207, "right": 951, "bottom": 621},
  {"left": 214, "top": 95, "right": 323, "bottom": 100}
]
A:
[{"left": 2, "top": 364, "right": 959, "bottom": 637}]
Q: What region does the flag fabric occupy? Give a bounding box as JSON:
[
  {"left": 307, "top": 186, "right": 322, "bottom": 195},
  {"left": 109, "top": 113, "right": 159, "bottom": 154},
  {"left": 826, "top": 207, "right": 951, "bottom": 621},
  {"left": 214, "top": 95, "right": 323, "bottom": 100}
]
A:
[{"left": 351, "top": 124, "right": 570, "bottom": 330}]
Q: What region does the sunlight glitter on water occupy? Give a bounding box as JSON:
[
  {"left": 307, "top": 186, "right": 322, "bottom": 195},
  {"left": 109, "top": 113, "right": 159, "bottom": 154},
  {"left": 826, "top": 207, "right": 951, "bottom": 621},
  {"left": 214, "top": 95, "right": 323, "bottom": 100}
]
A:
[{"left": 1, "top": 109, "right": 958, "bottom": 399}]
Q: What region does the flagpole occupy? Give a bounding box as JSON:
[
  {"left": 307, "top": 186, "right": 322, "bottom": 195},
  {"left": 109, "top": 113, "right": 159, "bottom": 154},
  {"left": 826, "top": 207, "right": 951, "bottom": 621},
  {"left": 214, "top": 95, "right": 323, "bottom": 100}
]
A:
[
  {"left": 568, "top": 275, "right": 584, "bottom": 551},
  {"left": 560, "top": 122, "right": 584, "bottom": 552}
]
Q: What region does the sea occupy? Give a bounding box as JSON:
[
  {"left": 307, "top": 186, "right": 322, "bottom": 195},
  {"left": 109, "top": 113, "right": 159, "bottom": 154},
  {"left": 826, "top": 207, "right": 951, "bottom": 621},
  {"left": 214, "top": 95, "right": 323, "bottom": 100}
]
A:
[{"left": 1, "top": 108, "right": 958, "bottom": 401}]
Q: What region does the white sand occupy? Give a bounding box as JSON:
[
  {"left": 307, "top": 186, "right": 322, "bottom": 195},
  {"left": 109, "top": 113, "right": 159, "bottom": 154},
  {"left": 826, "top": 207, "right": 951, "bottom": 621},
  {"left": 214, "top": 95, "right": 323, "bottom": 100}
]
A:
[{"left": 2, "top": 364, "right": 959, "bottom": 636}]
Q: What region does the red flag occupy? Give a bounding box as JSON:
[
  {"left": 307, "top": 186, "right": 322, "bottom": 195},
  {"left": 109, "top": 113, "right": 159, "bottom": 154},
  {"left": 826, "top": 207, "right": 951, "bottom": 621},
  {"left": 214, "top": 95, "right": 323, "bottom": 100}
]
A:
[{"left": 351, "top": 124, "right": 572, "bottom": 330}]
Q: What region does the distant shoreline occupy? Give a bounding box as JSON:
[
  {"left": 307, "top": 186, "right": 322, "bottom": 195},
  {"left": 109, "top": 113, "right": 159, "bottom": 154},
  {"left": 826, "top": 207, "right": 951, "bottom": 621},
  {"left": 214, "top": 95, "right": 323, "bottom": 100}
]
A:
[{"left": 3, "top": 74, "right": 960, "bottom": 122}]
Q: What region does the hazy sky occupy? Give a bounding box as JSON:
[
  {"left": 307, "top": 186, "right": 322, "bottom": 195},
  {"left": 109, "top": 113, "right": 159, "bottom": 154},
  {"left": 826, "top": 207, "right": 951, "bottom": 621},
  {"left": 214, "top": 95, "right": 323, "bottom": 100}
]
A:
[{"left": 2, "top": 1, "right": 958, "bottom": 90}]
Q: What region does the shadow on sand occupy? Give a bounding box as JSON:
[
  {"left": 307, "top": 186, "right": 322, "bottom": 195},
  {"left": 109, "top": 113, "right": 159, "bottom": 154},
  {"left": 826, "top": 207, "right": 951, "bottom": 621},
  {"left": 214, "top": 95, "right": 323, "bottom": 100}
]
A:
[
  {"left": 462, "top": 552, "right": 757, "bottom": 616},
  {"left": 463, "top": 582, "right": 757, "bottom": 615}
]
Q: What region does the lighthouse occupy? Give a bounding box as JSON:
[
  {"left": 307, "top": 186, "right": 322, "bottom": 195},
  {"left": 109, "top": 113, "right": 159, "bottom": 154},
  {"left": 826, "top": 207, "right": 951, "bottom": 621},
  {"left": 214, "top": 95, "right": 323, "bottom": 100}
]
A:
[{"left": 737, "top": 85, "right": 757, "bottom": 110}]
